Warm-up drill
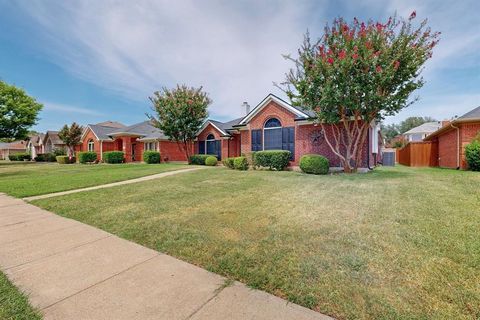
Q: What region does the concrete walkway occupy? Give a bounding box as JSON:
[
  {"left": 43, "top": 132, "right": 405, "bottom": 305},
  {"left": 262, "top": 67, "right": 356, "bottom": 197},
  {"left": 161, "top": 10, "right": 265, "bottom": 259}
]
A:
[
  {"left": 23, "top": 167, "right": 204, "bottom": 201},
  {"left": 0, "top": 193, "right": 332, "bottom": 320}
]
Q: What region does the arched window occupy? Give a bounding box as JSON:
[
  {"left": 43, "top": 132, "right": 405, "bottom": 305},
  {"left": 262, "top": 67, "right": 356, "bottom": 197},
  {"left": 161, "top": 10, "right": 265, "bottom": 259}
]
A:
[
  {"left": 87, "top": 139, "right": 95, "bottom": 152},
  {"left": 206, "top": 133, "right": 216, "bottom": 155},
  {"left": 206, "top": 134, "right": 215, "bottom": 141},
  {"left": 263, "top": 118, "right": 282, "bottom": 150},
  {"left": 264, "top": 118, "right": 282, "bottom": 128}
]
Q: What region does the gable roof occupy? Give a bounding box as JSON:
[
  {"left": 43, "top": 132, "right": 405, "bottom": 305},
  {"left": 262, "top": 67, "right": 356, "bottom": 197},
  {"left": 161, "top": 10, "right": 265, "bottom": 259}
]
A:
[
  {"left": 457, "top": 106, "right": 480, "bottom": 120},
  {"left": 199, "top": 117, "right": 243, "bottom": 137},
  {"left": 0, "top": 140, "right": 26, "bottom": 150},
  {"left": 83, "top": 124, "right": 125, "bottom": 141},
  {"left": 44, "top": 131, "right": 64, "bottom": 145},
  {"left": 403, "top": 122, "right": 442, "bottom": 135},
  {"left": 237, "top": 94, "right": 310, "bottom": 126},
  {"left": 110, "top": 120, "right": 168, "bottom": 141},
  {"left": 95, "top": 121, "right": 126, "bottom": 128},
  {"left": 424, "top": 106, "right": 480, "bottom": 140}
]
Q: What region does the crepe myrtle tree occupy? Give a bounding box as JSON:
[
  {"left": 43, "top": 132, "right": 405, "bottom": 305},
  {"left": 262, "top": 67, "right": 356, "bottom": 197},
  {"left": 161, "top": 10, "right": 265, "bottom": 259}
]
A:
[
  {"left": 149, "top": 85, "right": 211, "bottom": 161},
  {"left": 282, "top": 12, "right": 440, "bottom": 172},
  {"left": 58, "top": 122, "right": 83, "bottom": 158},
  {"left": 0, "top": 80, "right": 43, "bottom": 140}
]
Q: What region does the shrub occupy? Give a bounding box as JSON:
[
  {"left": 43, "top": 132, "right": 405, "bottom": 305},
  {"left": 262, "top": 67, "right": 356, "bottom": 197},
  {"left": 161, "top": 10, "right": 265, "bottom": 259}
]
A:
[
  {"left": 205, "top": 156, "right": 218, "bottom": 166},
  {"left": 143, "top": 151, "right": 160, "bottom": 164},
  {"left": 9, "top": 153, "right": 31, "bottom": 161},
  {"left": 299, "top": 154, "right": 330, "bottom": 175},
  {"left": 465, "top": 140, "right": 480, "bottom": 171},
  {"left": 254, "top": 150, "right": 291, "bottom": 171},
  {"left": 78, "top": 151, "right": 97, "bottom": 164},
  {"left": 189, "top": 154, "right": 215, "bottom": 165},
  {"left": 234, "top": 156, "right": 249, "bottom": 170},
  {"left": 53, "top": 148, "right": 67, "bottom": 156},
  {"left": 103, "top": 151, "right": 124, "bottom": 164},
  {"left": 223, "top": 157, "right": 235, "bottom": 169},
  {"left": 56, "top": 156, "right": 76, "bottom": 164},
  {"left": 45, "top": 153, "right": 57, "bottom": 162},
  {"left": 34, "top": 154, "right": 46, "bottom": 162}
]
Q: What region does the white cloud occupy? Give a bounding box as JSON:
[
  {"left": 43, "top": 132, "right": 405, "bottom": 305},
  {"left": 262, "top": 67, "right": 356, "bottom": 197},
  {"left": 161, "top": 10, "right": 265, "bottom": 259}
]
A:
[
  {"left": 10, "top": 0, "right": 480, "bottom": 124},
  {"left": 42, "top": 101, "right": 104, "bottom": 116}
]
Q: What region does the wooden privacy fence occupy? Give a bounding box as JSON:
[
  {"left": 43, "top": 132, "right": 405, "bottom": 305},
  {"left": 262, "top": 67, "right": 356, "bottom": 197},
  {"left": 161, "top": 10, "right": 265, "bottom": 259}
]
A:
[{"left": 397, "top": 141, "right": 438, "bottom": 167}]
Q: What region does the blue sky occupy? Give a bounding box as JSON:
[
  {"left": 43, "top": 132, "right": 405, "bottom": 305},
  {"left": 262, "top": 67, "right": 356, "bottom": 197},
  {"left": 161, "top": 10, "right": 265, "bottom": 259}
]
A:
[{"left": 0, "top": 0, "right": 479, "bottom": 132}]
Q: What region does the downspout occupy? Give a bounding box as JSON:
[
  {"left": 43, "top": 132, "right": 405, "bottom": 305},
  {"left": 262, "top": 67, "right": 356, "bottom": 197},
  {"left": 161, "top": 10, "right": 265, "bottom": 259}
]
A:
[
  {"left": 367, "top": 127, "right": 373, "bottom": 170},
  {"left": 450, "top": 123, "right": 460, "bottom": 170}
]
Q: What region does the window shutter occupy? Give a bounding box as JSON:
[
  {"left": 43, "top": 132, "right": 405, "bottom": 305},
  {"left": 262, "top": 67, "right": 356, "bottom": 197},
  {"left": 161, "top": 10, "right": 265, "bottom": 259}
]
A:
[
  {"left": 282, "top": 127, "right": 295, "bottom": 160},
  {"left": 215, "top": 140, "right": 221, "bottom": 160},
  {"left": 198, "top": 141, "right": 205, "bottom": 154},
  {"left": 251, "top": 129, "right": 262, "bottom": 151}
]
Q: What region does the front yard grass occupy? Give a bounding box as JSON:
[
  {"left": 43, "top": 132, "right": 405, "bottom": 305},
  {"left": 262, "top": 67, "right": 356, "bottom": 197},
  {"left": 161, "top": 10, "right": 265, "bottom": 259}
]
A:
[
  {"left": 0, "top": 162, "right": 189, "bottom": 198},
  {"left": 0, "top": 271, "right": 41, "bottom": 320},
  {"left": 32, "top": 166, "right": 480, "bottom": 319}
]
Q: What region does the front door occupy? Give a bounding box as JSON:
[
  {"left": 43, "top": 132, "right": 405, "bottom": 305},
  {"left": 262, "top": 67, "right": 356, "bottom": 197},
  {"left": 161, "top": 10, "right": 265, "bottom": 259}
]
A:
[{"left": 131, "top": 143, "right": 136, "bottom": 161}]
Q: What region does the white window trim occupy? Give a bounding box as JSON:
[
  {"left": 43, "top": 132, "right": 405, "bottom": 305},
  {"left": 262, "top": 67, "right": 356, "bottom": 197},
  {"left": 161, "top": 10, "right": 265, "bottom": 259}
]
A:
[
  {"left": 262, "top": 119, "right": 282, "bottom": 151},
  {"left": 204, "top": 134, "right": 216, "bottom": 154},
  {"left": 87, "top": 140, "right": 95, "bottom": 152}
]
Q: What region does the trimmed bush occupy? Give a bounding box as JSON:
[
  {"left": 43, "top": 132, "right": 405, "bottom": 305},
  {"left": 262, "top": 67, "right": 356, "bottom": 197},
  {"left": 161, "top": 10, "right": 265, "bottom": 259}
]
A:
[
  {"left": 223, "top": 157, "right": 235, "bottom": 169},
  {"left": 34, "top": 154, "right": 46, "bottom": 162},
  {"left": 234, "top": 156, "right": 249, "bottom": 170},
  {"left": 143, "top": 151, "right": 160, "bottom": 164},
  {"left": 103, "top": 151, "right": 124, "bottom": 164},
  {"left": 53, "top": 148, "right": 67, "bottom": 156},
  {"left": 9, "top": 153, "right": 31, "bottom": 161},
  {"left": 189, "top": 154, "right": 215, "bottom": 165},
  {"left": 56, "top": 156, "right": 76, "bottom": 164},
  {"left": 299, "top": 154, "right": 330, "bottom": 175},
  {"left": 465, "top": 140, "right": 480, "bottom": 171},
  {"left": 45, "top": 153, "right": 57, "bottom": 162},
  {"left": 78, "top": 151, "right": 97, "bottom": 164},
  {"left": 254, "top": 150, "right": 291, "bottom": 171},
  {"left": 205, "top": 156, "right": 218, "bottom": 166}
]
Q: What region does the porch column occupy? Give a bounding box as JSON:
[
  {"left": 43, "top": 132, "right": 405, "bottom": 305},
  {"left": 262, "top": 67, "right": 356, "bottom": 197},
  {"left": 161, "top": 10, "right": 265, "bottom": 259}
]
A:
[{"left": 122, "top": 137, "right": 132, "bottom": 163}]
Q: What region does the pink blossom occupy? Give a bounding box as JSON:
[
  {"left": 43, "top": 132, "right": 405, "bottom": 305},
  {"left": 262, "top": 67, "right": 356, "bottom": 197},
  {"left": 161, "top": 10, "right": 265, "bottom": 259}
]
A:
[
  {"left": 394, "top": 61, "right": 400, "bottom": 69},
  {"left": 376, "top": 65, "right": 382, "bottom": 73},
  {"left": 338, "top": 50, "right": 346, "bottom": 60},
  {"left": 352, "top": 53, "right": 359, "bottom": 60},
  {"left": 327, "top": 57, "right": 334, "bottom": 64},
  {"left": 409, "top": 11, "right": 416, "bottom": 20}
]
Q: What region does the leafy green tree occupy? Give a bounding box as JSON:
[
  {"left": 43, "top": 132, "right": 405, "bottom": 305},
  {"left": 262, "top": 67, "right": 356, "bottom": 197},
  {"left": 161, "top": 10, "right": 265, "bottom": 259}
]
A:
[
  {"left": 282, "top": 13, "right": 439, "bottom": 172},
  {"left": 149, "top": 85, "right": 210, "bottom": 160},
  {"left": 465, "top": 132, "right": 480, "bottom": 171},
  {"left": 0, "top": 80, "right": 43, "bottom": 140},
  {"left": 58, "top": 122, "right": 84, "bottom": 157},
  {"left": 381, "top": 123, "right": 400, "bottom": 142},
  {"left": 398, "top": 116, "right": 436, "bottom": 133}
]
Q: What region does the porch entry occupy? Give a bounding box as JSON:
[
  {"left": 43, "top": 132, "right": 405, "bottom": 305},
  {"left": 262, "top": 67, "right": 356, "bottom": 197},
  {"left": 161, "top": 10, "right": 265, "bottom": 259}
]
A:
[
  {"left": 198, "top": 134, "right": 221, "bottom": 159},
  {"left": 131, "top": 143, "right": 136, "bottom": 161}
]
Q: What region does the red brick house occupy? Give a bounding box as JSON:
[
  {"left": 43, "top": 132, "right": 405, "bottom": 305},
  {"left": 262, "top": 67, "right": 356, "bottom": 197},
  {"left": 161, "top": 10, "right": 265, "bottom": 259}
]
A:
[
  {"left": 77, "top": 120, "right": 191, "bottom": 162},
  {"left": 424, "top": 106, "right": 480, "bottom": 169},
  {"left": 195, "top": 94, "right": 381, "bottom": 169}
]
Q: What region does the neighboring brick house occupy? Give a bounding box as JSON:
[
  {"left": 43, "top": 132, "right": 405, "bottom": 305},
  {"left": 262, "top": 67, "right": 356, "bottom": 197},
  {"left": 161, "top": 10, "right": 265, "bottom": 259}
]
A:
[
  {"left": 43, "top": 131, "right": 66, "bottom": 153},
  {"left": 195, "top": 94, "right": 382, "bottom": 168},
  {"left": 77, "top": 120, "right": 191, "bottom": 162},
  {"left": 26, "top": 133, "right": 45, "bottom": 159},
  {"left": 424, "top": 106, "right": 480, "bottom": 169},
  {"left": 0, "top": 140, "right": 27, "bottom": 160}
]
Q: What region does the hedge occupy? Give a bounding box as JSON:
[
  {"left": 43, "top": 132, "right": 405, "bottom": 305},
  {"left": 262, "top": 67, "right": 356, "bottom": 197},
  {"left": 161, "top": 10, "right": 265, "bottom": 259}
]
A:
[
  {"left": 299, "top": 154, "right": 329, "bottom": 175},
  {"left": 234, "top": 156, "right": 249, "bottom": 170},
  {"left": 223, "top": 157, "right": 235, "bottom": 169},
  {"left": 34, "top": 154, "right": 46, "bottom": 162},
  {"left": 465, "top": 140, "right": 480, "bottom": 171},
  {"left": 205, "top": 156, "right": 218, "bottom": 166},
  {"left": 56, "top": 156, "right": 76, "bottom": 164},
  {"left": 78, "top": 151, "right": 97, "bottom": 164},
  {"left": 8, "top": 153, "right": 31, "bottom": 161},
  {"left": 103, "top": 151, "right": 124, "bottom": 164},
  {"left": 189, "top": 154, "right": 215, "bottom": 165},
  {"left": 254, "top": 150, "right": 291, "bottom": 171},
  {"left": 143, "top": 151, "right": 160, "bottom": 164}
]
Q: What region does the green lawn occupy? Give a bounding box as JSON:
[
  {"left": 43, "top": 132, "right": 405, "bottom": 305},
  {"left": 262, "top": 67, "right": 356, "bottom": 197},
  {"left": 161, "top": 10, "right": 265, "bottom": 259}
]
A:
[
  {"left": 0, "top": 272, "right": 41, "bottom": 320},
  {"left": 32, "top": 166, "right": 480, "bottom": 319},
  {"left": 0, "top": 162, "right": 189, "bottom": 197}
]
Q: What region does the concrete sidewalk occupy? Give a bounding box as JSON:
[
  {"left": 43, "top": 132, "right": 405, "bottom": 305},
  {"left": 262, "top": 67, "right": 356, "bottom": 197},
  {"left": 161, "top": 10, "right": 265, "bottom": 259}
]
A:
[
  {"left": 0, "top": 193, "right": 332, "bottom": 320},
  {"left": 23, "top": 167, "right": 204, "bottom": 202}
]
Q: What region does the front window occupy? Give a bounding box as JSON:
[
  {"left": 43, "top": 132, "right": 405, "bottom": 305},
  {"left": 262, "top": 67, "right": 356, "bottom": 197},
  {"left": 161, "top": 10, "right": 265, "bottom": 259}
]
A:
[
  {"left": 263, "top": 118, "right": 282, "bottom": 150},
  {"left": 144, "top": 141, "right": 156, "bottom": 151},
  {"left": 87, "top": 139, "right": 95, "bottom": 152},
  {"left": 206, "top": 134, "right": 216, "bottom": 155}
]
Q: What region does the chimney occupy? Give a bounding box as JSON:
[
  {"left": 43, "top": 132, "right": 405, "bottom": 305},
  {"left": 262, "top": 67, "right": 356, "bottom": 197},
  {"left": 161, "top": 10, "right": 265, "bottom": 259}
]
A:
[{"left": 242, "top": 102, "right": 250, "bottom": 115}]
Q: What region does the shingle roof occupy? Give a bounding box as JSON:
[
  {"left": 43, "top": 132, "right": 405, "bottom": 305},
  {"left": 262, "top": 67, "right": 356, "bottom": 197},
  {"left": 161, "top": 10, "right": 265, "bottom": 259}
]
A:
[
  {"left": 458, "top": 106, "right": 480, "bottom": 120},
  {"left": 110, "top": 121, "right": 167, "bottom": 140},
  {"left": 209, "top": 118, "right": 243, "bottom": 135},
  {"left": 95, "top": 121, "right": 126, "bottom": 128},
  {"left": 45, "top": 131, "right": 64, "bottom": 145},
  {"left": 88, "top": 124, "right": 124, "bottom": 141},
  {"left": 0, "top": 140, "right": 27, "bottom": 150},
  {"left": 404, "top": 122, "right": 442, "bottom": 135}
]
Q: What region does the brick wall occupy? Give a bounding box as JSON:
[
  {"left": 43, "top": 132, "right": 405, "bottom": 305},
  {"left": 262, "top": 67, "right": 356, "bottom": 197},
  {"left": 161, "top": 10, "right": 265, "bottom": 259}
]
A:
[
  {"left": 460, "top": 123, "right": 480, "bottom": 168},
  {"left": 158, "top": 140, "right": 191, "bottom": 162},
  {"left": 437, "top": 128, "right": 458, "bottom": 168}
]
